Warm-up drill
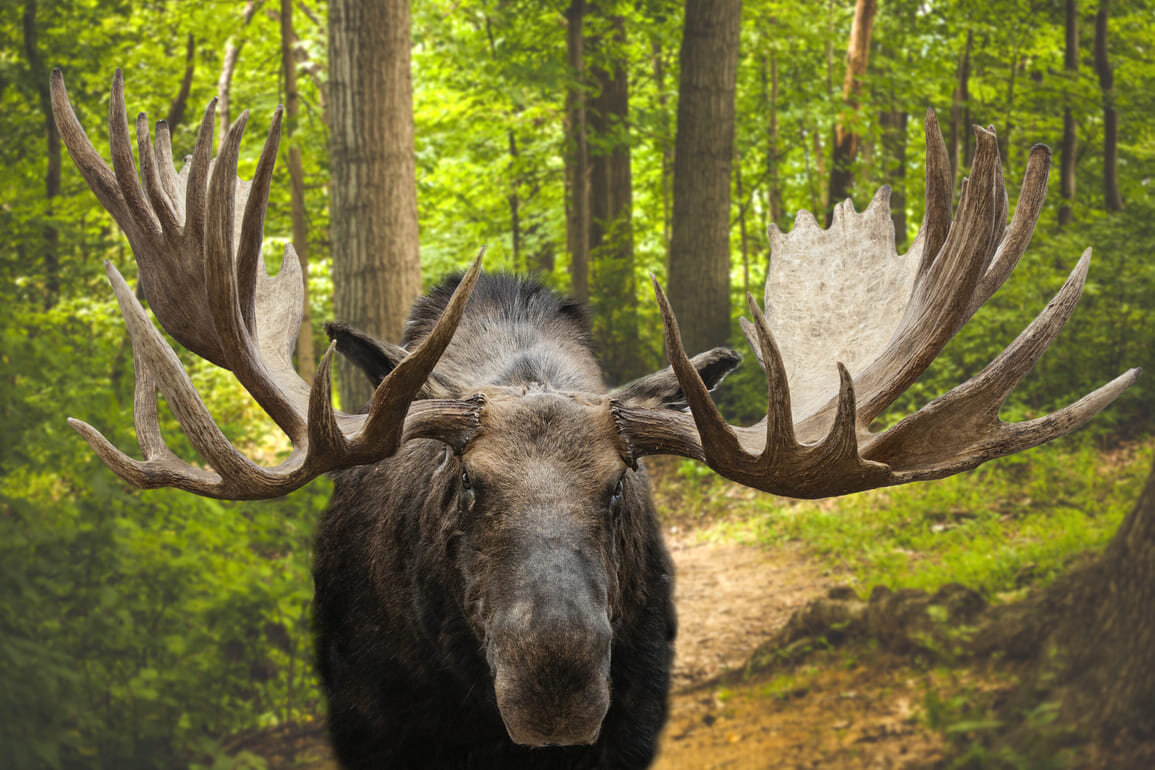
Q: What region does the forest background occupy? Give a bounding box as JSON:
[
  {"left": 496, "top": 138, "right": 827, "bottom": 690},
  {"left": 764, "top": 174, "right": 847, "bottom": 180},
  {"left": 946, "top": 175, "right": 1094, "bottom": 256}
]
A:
[{"left": 1, "top": 0, "right": 1153, "bottom": 767}]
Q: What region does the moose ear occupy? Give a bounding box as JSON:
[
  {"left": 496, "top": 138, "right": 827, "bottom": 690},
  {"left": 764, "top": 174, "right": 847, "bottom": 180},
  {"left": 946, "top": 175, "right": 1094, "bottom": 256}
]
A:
[
  {"left": 324, "top": 322, "right": 458, "bottom": 399},
  {"left": 612, "top": 348, "right": 742, "bottom": 409}
]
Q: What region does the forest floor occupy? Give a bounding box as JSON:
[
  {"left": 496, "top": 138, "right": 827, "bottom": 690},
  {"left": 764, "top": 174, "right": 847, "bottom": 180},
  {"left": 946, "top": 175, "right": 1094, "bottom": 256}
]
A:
[{"left": 244, "top": 517, "right": 963, "bottom": 769}]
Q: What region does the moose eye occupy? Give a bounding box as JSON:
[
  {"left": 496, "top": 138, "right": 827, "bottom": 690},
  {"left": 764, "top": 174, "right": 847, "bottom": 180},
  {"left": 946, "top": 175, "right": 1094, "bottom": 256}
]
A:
[
  {"left": 611, "top": 476, "right": 625, "bottom": 504},
  {"left": 461, "top": 469, "right": 472, "bottom": 491}
]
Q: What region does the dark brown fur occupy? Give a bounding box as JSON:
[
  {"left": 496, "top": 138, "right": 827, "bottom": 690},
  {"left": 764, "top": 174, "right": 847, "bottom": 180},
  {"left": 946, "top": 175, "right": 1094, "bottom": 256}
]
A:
[{"left": 315, "top": 275, "right": 738, "bottom": 769}]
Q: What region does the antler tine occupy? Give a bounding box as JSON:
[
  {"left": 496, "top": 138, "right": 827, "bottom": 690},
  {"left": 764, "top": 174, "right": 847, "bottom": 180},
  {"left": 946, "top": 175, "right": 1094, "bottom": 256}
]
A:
[
  {"left": 966, "top": 144, "right": 1051, "bottom": 319},
  {"left": 743, "top": 294, "right": 794, "bottom": 460},
  {"left": 864, "top": 251, "right": 1140, "bottom": 476},
  {"left": 152, "top": 119, "right": 181, "bottom": 206},
  {"left": 108, "top": 70, "right": 161, "bottom": 239},
  {"left": 915, "top": 108, "right": 954, "bottom": 276},
  {"left": 841, "top": 125, "right": 1002, "bottom": 430},
  {"left": 61, "top": 72, "right": 487, "bottom": 500},
  {"left": 183, "top": 94, "right": 217, "bottom": 258},
  {"left": 358, "top": 249, "right": 486, "bottom": 454},
  {"left": 201, "top": 109, "right": 304, "bottom": 440},
  {"left": 49, "top": 69, "right": 131, "bottom": 230},
  {"left": 620, "top": 115, "right": 1136, "bottom": 499},
  {"left": 307, "top": 343, "right": 348, "bottom": 459},
  {"left": 237, "top": 107, "right": 284, "bottom": 338},
  {"left": 135, "top": 113, "right": 180, "bottom": 233},
  {"left": 96, "top": 260, "right": 279, "bottom": 489},
  {"left": 651, "top": 276, "right": 745, "bottom": 463}
]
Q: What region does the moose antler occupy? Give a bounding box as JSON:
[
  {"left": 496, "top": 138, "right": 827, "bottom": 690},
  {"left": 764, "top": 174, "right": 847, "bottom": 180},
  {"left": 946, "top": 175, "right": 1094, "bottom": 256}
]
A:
[
  {"left": 619, "top": 111, "right": 1140, "bottom": 498},
  {"left": 53, "top": 70, "right": 483, "bottom": 499}
]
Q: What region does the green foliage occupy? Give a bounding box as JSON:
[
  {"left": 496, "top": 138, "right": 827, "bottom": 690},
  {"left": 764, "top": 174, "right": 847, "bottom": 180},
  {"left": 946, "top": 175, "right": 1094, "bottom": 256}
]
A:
[
  {"left": 0, "top": 288, "right": 329, "bottom": 769},
  {"left": 699, "top": 440, "right": 1153, "bottom": 599}
]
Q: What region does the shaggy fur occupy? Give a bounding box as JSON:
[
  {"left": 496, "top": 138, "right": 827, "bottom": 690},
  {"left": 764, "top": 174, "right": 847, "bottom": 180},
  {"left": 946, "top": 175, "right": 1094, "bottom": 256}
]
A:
[{"left": 314, "top": 275, "right": 733, "bottom": 769}]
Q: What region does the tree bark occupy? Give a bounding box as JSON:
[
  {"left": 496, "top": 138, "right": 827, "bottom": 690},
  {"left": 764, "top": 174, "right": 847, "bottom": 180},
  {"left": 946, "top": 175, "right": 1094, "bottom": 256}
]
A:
[
  {"left": 825, "top": 0, "right": 877, "bottom": 225},
  {"left": 948, "top": 29, "right": 973, "bottom": 185},
  {"left": 565, "top": 0, "right": 590, "bottom": 304},
  {"left": 328, "top": 0, "right": 422, "bottom": 410},
  {"left": 652, "top": 38, "right": 673, "bottom": 252},
  {"left": 1093, "top": 0, "right": 1123, "bottom": 212},
  {"left": 735, "top": 151, "right": 750, "bottom": 297},
  {"left": 998, "top": 48, "right": 1020, "bottom": 176},
  {"left": 879, "top": 106, "right": 907, "bottom": 246},
  {"left": 588, "top": 9, "right": 640, "bottom": 383},
  {"left": 763, "top": 49, "right": 782, "bottom": 226},
  {"left": 166, "top": 33, "right": 196, "bottom": 131},
  {"left": 282, "top": 0, "right": 314, "bottom": 382},
  {"left": 1059, "top": 0, "right": 1078, "bottom": 227},
  {"left": 667, "top": 0, "right": 742, "bottom": 357},
  {"left": 21, "top": 0, "right": 59, "bottom": 309},
  {"left": 218, "top": 1, "right": 260, "bottom": 148},
  {"left": 1049, "top": 458, "right": 1155, "bottom": 740},
  {"left": 483, "top": 13, "right": 526, "bottom": 275}
]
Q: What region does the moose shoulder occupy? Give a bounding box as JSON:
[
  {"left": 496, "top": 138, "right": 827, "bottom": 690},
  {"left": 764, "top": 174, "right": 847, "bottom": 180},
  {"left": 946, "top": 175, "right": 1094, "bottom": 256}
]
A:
[{"left": 52, "top": 70, "right": 1138, "bottom": 770}]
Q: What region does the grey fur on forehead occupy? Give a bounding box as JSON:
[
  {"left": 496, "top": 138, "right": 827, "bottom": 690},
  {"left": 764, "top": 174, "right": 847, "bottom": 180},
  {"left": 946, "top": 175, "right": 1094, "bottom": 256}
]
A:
[{"left": 765, "top": 187, "right": 920, "bottom": 423}]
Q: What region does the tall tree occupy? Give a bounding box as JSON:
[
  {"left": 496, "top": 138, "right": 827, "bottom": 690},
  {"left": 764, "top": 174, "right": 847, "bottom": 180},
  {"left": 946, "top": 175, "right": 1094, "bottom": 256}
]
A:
[
  {"left": 1059, "top": 0, "right": 1078, "bottom": 226},
  {"left": 21, "top": 0, "right": 59, "bottom": 310},
  {"left": 587, "top": 5, "right": 639, "bottom": 382},
  {"left": 217, "top": 1, "right": 260, "bottom": 147},
  {"left": 282, "top": 0, "right": 314, "bottom": 381},
  {"left": 948, "top": 29, "right": 973, "bottom": 183},
  {"left": 762, "top": 48, "right": 782, "bottom": 226},
  {"left": 879, "top": 105, "right": 908, "bottom": 243},
  {"left": 1093, "top": 0, "right": 1123, "bottom": 211},
  {"left": 826, "top": 0, "right": 877, "bottom": 223},
  {"left": 565, "top": 0, "right": 590, "bottom": 303},
  {"left": 667, "top": 0, "right": 742, "bottom": 357},
  {"left": 166, "top": 33, "right": 195, "bottom": 131},
  {"left": 328, "top": 0, "right": 422, "bottom": 409}
]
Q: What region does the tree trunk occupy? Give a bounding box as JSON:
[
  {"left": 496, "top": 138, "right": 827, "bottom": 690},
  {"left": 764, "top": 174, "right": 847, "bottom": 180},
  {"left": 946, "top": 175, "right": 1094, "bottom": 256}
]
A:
[
  {"left": 879, "top": 106, "right": 907, "bottom": 246},
  {"left": 764, "top": 49, "right": 782, "bottom": 226},
  {"left": 826, "top": 0, "right": 877, "bottom": 224},
  {"left": 166, "top": 33, "right": 196, "bottom": 131},
  {"left": 667, "top": 0, "right": 742, "bottom": 357},
  {"left": 1049, "top": 457, "right": 1155, "bottom": 740},
  {"left": 1059, "top": 0, "right": 1078, "bottom": 227},
  {"left": 218, "top": 1, "right": 260, "bottom": 147},
  {"left": 565, "top": 0, "right": 590, "bottom": 304},
  {"left": 735, "top": 151, "right": 750, "bottom": 297},
  {"left": 948, "top": 29, "right": 973, "bottom": 185},
  {"left": 999, "top": 48, "right": 1020, "bottom": 176},
  {"left": 484, "top": 12, "right": 526, "bottom": 275},
  {"left": 1094, "top": 0, "right": 1123, "bottom": 212},
  {"left": 328, "top": 0, "right": 422, "bottom": 410},
  {"left": 588, "top": 10, "right": 640, "bottom": 383},
  {"left": 282, "top": 0, "right": 314, "bottom": 382},
  {"left": 21, "top": 0, "right": 59, "bottom": 310},
  {"left": 652, "top": 38, "right": 673, "bottom": 252}
]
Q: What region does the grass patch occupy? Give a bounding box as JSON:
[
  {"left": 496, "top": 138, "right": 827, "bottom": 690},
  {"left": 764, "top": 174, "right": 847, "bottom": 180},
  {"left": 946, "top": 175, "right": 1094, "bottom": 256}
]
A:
[{"left": 693, "top": 439, "right": 1152, "bottom": 599}]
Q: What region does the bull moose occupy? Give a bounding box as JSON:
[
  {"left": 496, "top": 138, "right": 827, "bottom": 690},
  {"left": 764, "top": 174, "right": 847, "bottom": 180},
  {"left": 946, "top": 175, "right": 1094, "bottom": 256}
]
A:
[{"left": 51, "top": 69, "right": 1138, "bottom": 769}]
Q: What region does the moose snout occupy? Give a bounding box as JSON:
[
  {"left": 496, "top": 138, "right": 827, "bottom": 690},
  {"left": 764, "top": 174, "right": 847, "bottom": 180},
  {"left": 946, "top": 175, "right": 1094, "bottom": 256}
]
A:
[{"left": 489, "top": 608, "right": 613, "bottom": 747}]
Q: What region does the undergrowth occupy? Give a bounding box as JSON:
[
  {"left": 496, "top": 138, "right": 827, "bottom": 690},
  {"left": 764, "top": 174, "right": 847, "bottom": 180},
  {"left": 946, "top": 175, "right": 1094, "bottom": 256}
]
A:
[{"left": 689, "top": 437, "right": 1153, "bottom": 600}]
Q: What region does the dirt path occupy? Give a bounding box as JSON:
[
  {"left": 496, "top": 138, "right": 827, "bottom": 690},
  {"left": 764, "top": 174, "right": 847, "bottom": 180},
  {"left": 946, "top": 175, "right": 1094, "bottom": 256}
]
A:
[
  {"left": 653, "top": 536, "right": 948, "bottom": 770},
  {"left": 263, "top": 536, "right": 944, "bottom": 768},
  {"left": 663, "top": 537, "right": 833, "bottom": 691}
]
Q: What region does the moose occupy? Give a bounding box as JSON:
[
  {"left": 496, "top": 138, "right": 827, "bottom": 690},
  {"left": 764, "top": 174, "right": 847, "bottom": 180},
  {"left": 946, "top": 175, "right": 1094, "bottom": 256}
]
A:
[{"left": 51, "top": 69, "right": 1137, "bottom": 769}]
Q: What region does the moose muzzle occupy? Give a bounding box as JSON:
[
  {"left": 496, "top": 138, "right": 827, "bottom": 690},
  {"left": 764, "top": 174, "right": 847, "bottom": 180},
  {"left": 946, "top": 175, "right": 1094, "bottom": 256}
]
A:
[{"left": 485, "top": 531, "right": 614, "bottom": 747}]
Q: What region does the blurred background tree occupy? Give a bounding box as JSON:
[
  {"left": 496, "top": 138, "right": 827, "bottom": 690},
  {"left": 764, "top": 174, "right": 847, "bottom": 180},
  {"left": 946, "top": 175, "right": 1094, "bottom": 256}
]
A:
[{"left": 1, "top": 0, "right": 1152, "bottom": 766}]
